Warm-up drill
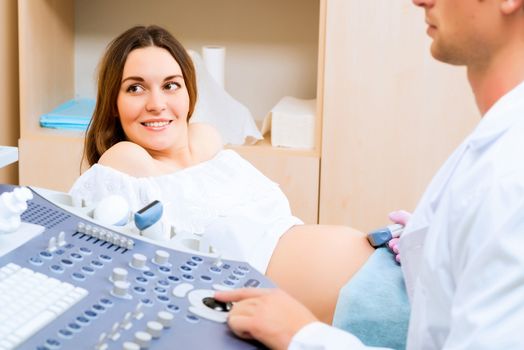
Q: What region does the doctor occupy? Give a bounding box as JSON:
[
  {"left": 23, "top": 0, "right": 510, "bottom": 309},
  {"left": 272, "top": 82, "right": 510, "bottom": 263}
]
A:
[{"left": 216, "top": 0, "right": 524, "bottom": 348}]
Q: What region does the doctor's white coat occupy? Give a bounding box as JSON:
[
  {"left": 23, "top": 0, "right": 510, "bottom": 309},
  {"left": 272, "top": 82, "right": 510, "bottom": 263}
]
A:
[{"left": 290, "top": 82, "right": 524, "bottom": 350}]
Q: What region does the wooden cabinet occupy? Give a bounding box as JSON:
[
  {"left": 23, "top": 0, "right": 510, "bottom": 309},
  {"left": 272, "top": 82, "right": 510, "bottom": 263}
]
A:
[
  {"left": 318, "top": 0, "right": 479, "bottom": 230},
  {"left": 18, "top": 0, "right": 480, "bottom": 230},
  {"left": 17, "top": 0, "right": 323, "bottom": 224}
]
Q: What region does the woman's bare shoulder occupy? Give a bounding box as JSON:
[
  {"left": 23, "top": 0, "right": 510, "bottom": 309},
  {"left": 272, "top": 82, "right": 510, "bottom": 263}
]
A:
[
  {"left": 98, "top": 141, "right": 156, "bottom": 177},
  {"left": 188, "top": 122, "right": 223, "bottom": 162}
]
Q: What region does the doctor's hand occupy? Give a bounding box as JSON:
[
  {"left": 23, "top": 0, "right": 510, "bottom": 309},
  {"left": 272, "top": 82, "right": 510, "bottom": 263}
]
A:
[
  {"left": 215, "top": 288, "right": 318, "bottom": 350},
  {"left": 388, "top": 210, "right": 411, "bottom": 263}
]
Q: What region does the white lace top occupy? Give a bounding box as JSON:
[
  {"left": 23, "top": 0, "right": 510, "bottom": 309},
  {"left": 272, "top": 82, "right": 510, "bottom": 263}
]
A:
[{"left": 69, "top": 149, "right": 302, "bottom": 272}]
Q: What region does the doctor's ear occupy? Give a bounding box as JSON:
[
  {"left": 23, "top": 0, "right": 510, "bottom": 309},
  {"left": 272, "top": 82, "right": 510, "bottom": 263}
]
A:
[{"left": 500, "top": 0, "right": 524, "bottom": 15}]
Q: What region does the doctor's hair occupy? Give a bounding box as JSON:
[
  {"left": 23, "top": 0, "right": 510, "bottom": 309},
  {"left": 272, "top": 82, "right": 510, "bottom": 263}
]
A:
[{"left": 82, "top": 25, "right": 197, "bottom": 168}]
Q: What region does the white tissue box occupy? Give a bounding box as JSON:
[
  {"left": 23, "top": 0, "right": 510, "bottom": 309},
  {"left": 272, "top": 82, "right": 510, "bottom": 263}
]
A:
[{"left": 263, "top": 97, "right": 316, "bottom": 149}]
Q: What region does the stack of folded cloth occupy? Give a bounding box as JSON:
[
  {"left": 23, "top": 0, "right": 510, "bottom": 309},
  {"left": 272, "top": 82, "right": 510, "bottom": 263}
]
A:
[
  {"left": 39, "top": 98, "right": 95, "bottom": 131},
  {"left": 262, "top": 96, "right": 316, "bottom": 149}
]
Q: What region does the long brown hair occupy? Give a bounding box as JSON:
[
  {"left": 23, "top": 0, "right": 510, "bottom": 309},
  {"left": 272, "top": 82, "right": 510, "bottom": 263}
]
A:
[{"left": 82, "top": 25, "right": 197, "bottom": 167}]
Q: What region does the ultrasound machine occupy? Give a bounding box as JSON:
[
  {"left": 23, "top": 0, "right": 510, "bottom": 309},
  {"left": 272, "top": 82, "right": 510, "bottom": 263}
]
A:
[{"left": 0, "top": 183, "right": 273, "bottom": 350}]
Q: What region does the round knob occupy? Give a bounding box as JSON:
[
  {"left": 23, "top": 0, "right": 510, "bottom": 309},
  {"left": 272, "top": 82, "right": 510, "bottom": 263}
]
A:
[
  {"left": 134, "top": 331, "right": 152, "bottom": 349},
  {"left": 122, "top": 342, "right": 140, "bottom": 350},
  {"left": 111, "top": 267, "right": 128, "bottom": 282},
  {"left": 146, "top": 321, "right": 163, "bottom": 338},
  {"left": 112, "top": 280, "right": 130, "bottom": 297},
  {"left": 153, "top": 250, "right": 170, "bottom": 265},
  {"left": 85, "top": 224, "right": 93, "bottom": 235},
  {"left": 157, "top": 311, "right": 174, "bottom": 328},
  {"left": 77, "top": 222, "right": 85, "bottom": 233},
  {"left": 131, "top": 253, "right": 147, "bottom": 269}
]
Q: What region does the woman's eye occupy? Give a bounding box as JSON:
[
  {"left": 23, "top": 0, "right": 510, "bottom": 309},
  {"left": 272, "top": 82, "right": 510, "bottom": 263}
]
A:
[
  {"left": 164, "top": 82, "right": 180, "bottom": 91},
  {"left": 126, "top": 84, "right": 144, "bottom": 93}
]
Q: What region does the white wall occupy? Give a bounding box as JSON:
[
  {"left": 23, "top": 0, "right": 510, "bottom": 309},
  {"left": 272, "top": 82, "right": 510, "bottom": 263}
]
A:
[{"left": 74, "top": 0, "right": 320, "bottom": 120}]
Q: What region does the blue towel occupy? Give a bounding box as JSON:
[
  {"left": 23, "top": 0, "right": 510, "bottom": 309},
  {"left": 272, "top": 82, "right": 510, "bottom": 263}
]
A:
[
  {"left": 332, "top": 248, "right": 410, "bottom": 350},
  {"left": 39, "top": 98, "right": 95, "bottom": 131}
]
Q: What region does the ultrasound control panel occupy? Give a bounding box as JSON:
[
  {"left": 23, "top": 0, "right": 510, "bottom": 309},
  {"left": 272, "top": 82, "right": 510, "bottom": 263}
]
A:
[{"left": 0, "top": 184, "right": 272, "bottom": 349}]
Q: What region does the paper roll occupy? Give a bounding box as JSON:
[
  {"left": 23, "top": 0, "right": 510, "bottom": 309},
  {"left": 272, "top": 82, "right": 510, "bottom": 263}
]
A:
[{"left": 202, "top": 46, "right": 226, "bottom": 88}]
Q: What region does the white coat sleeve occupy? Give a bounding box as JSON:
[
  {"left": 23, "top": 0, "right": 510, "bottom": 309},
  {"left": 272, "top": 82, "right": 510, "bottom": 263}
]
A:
[{"left": 288, "top": 322, "right": 392, "bottom": 350}]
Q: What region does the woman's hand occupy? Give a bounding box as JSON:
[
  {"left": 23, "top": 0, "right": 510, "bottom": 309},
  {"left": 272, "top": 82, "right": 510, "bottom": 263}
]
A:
[
  {"left": 387, "top": 210, "right": 411, "bottom": 263},
  {"left": 214, "top": 288, "right": 318, "bottom": 350}
]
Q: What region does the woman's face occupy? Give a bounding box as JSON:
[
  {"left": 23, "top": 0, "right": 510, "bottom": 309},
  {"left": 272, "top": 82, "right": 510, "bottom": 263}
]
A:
[{"left": 117, "top": 46, "right": 190, "bottom": 155}]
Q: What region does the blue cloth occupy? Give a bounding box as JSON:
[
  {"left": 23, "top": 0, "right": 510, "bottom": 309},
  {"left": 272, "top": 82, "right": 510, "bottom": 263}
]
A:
[
  {"left": 332, "top": 248, "right": 410, "bottom": 350},
  {"left": 39, "top": 98, "right": 95, "bottom": 131}
]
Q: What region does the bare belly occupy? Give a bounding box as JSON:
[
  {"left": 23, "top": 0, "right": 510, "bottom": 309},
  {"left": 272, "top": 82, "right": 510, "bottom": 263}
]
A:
[{"left": 265, "top": 224, "right": 374, "bottom": 324}]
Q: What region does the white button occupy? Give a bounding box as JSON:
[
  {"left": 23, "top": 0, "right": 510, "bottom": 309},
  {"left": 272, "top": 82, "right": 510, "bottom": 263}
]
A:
[
  {"left": 134, "top": 331, "right": 151, "bottom": 349},
  {"left": 153, "top": 250, "right": 169, "bottom": 265},
  {"left": 122, "top": 342, "right": 140, "bottom": 350},
  {"left": 57, "top": 231, "right": 66, "bottom": 246},
  {"left": 157, "top": 311, "right": 174, "bottom": 328},
  {"left": 130, "top": 254, "right": 147, "bottom": 269},
  {"left": 47, "top": 237, "right": 57, "bottom": 252},
  {"left": 172, "top": 283, "right": 194, "bottom": 298},
  {"left": 146, "top": 321, "right": 163, "bottom": 338},
  {"left": 111, "top": 267, "right": 128, "bottom": 282},
  {"left": 112, "top": 280, "right": 130, "bottom": 297}
]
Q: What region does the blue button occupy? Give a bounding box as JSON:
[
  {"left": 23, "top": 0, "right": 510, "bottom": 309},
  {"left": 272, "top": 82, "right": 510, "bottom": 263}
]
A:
[
  {"left": 228, "top": 275, "right": 240, "bottom": 282},
  {"left": 40, "top": 251, "right": 53, "bottom": 259},
  {"left": 191, "top": 256, "right": 203, "bottom": 263},
  {"left": 65, "top": 243, "right": 75, "bottom": 249},
  {"left": 154, "top": 287, "right": 167, "bottom": 294},
  {"left": 233, "top": 270, "right": 246, "bottom": 277},
  {"left": 29, "top": 257, "right": 44, "bottom": 266},
  {"left": 70, "top": 253, "right": 83, "bottom": 261},
  {"left": 185, "top": 314, "right": 199, "bottom": 323},
  {"left": 99, "top": 298, "right": 114, "bottom": 307},
  {"left": 141, "top": 298, "right": 153, "bottom": 306},
  {"left": 93, "top": 304, "right": 106, "bottom": 313},
  {"left": 45, "top": 338, "right": 61, "bottom": 349},
  {"left": 186, "top": 261, "right": 197, "bottom": 267},
  {"left": 81, "top": 266, "right": 95, "bottom": 274},
  {"left": 72, "top": 272, "right": 86, "bottom": 281},
  {"left": 179, "top": 265, "right": 191, "bottom": 272},
  {"left": 222, "top": 264, "right": 231, "bottom": 269},
  {"left": 67, "top": 322, "right": 82, "bottom": 332},
  {"left": 91, "top": 260, "right": 103, "bottom": 268},
  {"left": 60, "top": 259, "right": 73, "bottom": 267},
  {"left": 157, "top": 295, "right": 170, "bottom": 303},
  {"left": 99, "top": 254, "right": 112, "bottom": 262},
  {"left": 136, "top": 276, "right": 148, "bottom": 284},
  {"left": 79, "top": 247, "right": 92, "bottom": 255},
  {"left": 223, "top": 280, "right": 235, "bottom": 287},
  {"left": 168, "top": 276, "right": 180, "bottom": 283},
  {"left": 167, "top": 304, "right": 181, "bottom": 313},
  {"left": 238, "top": 265, "right": 250, "bottom": 272},
  {"left": 84, "top": 310, "right": 98, "bottom": 319},
  {"left": 58, "top": 329, "right": 73, "bottom": 339},
  {"left": 157, "top": 279, "right": 169, "bottom": 287},
  {"left": 50, "top": 265, "right": 65, "bottom": 274},
  {"left": 76, "top": 316, "right": 90, "bottom": 325},
  {"left": 143, "top": 271, "right": 155, "bottom": 278},
  {"left": 133, "top": 286, "right": 146, "bottom": 294},
  {"left": 200, "top": 275, "right": 212, "bottom": 282},
  {"left": 158, "top": 266, "right": 171, "bottom": 274},
  {"left": 244, "top": 279, "right": 261, "bottom": 288},
  {"left": 182, "top": 274, "right": 194, "bottom": 281},
  {"left": 209, "top": 266, "right": 222, "bottom": 274},
  {"left": 54, "top": 249, "right": 65, "bottom": 256}
]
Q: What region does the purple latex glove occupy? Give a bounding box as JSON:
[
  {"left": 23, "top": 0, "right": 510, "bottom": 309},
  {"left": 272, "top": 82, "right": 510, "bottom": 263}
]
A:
[{"left": 387, "top": 210, "right": 411, "bottom": 263}]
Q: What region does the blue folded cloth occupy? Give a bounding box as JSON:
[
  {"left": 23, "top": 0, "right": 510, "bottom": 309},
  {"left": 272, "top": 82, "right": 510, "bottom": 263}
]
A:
[
  {"left": 40, "top": 98, "right": 95, "bottom": 131},
  {"left": 332, "top": 248, "right": 410, "bottom": 350}
]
